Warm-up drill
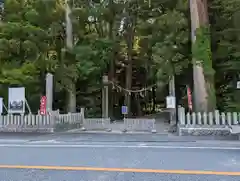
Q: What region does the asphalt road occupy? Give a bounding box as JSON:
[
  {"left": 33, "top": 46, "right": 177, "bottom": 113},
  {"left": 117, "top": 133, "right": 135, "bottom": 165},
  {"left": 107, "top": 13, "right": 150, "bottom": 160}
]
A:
[{"left": 0, "top": 133, "right": 240, "bottom": 181}]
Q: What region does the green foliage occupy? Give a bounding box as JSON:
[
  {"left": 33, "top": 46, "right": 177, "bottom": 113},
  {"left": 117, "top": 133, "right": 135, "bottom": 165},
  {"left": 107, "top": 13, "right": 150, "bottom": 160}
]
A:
[
  {"left": 0, "top": 62, "right": 38, "bottom": 85},
  {"left": 1, "top": 0, "right": 239, "bottom": 114},
  {"left": 151, "top": 10, "right": 189, "bottom": 82},
  {"left": 0, "top": 0, "right": 63, "bottom": 112},
  {"left": 0, "top": 0, "right": 192, "bottom": 114},
  {"left": 210, "top": 0, "right": 240, "bottom": 111},
  {"left": 192, "top": 26, "right": 215, "bottom": 79},
  {"left": 192, "top": 25, "right": 216, "bottom": 110},
  {"left": 73, "top": 38, "right": 113, "bottom": 81}
]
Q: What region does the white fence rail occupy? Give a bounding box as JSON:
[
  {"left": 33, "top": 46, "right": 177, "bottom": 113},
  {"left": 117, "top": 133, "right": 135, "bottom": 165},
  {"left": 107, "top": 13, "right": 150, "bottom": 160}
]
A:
[
  {"left": 57, "top": 113, "right": 83, "bottom": 125},
  {"left": 0, "top": 114, "right": 54, "bottom": 132},
  {"left": 83, "top": 118, "right": 111, "bottom": 131},
  {"left": 123, "top": 118, "right": 156, "bottom": 132},
  {"left": 81, "top": 118, "right": 156, "bottom": 133},
  {"left": 0, "top": 108, "right": 157, "bottom": 133},
  {"left": 0, "top": 114, "right": 53, "bottom": 126},
  {"left": 0, "top": 111, "right": 83, "bottom": 132},
  {"left": 178, "top": 106, "right": 240, "bottom": 125}
]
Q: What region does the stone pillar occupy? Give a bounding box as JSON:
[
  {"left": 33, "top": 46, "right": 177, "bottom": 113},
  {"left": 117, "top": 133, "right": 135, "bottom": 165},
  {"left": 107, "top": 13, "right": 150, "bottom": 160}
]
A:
[
  {"left": 46, "top": 73, "right": 53, "bottom": 112},
  {"left": 102, "top": 76, "right": 109, "bottom": 118},
  {"left": 169, "top": 75, "right": 176, "bottom": 125}
]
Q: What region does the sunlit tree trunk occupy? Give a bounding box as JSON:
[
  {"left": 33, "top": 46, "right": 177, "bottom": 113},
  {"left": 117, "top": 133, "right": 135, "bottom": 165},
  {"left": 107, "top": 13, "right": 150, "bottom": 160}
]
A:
[
  {"left": 65, "top": 0, "right": 76, "bottom": 112},
  {"left": 108, "top": 0, "right": 115, "bottom": 119},
  {"left": 190, "top": 0, "right": 215, "bottom": 111}
]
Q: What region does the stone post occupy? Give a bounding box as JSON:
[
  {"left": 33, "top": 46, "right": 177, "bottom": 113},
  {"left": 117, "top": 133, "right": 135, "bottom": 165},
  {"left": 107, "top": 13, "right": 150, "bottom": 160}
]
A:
[
  {"left": 102, "top": 76, "right": 109, "bottom": 118},
  {"left": 46, "top": 73, "right": 53, "bottom": 113}
]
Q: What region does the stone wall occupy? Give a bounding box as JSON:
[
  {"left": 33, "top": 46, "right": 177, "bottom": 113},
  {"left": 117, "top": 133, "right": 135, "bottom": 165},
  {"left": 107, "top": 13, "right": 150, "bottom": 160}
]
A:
[
  {"left": 177, "top": 125, "right": 231, "bottom": 136},
  {"left": 0, "top": 127, "right": 54, "bottom": 133}
]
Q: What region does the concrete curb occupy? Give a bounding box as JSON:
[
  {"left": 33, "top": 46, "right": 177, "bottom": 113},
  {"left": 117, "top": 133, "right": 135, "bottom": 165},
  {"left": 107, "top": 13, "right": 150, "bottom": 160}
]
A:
[
  {"left": 64, "top": 129, "right": 170, "bottom": 135},
  {"left": 0, "top": 127, "right": 54, "bottom": 133}
]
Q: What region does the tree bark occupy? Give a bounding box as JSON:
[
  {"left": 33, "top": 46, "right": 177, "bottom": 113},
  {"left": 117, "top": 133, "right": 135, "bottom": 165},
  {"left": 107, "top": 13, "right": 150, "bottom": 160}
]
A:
[
  {"left": 125, "top": 45, "right": 133, "bottom": 116},
  {"left": 190, "top": 0, "right": 214, "bottom": 112},
  {"left": 67, "top": 83, "right": 76, "bottom": 112},
  {"left": 108, "top": 0, "right": 115, "bottom": 119},
  {"left": 135, "top": 93, "right": 142, "bottom": 116},
  {"left": 125, "top": 15, "right": 135, "bottom": 117},
  {"left": 65, "top": 0, "right": 76, "bottom": 113}
]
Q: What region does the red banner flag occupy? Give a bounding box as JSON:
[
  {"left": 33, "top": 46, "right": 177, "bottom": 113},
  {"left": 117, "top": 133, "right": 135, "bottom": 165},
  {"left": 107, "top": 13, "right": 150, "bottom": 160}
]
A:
[
  {"left": 40, "top": 96, "right": 47, "bottom": 115},
  {"left": 187, "top": 86, "right": 193, "bottom": 111}
]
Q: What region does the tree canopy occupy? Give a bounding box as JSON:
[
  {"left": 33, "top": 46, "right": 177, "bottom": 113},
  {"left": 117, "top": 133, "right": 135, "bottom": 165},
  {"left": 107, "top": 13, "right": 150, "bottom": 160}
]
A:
[{"left": 0, "top": 0, "right": 239, "bottom": 117}]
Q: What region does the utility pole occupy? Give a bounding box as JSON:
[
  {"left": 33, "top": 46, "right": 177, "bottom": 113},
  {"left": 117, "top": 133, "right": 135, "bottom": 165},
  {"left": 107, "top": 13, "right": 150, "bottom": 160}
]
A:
[{"left": 65, "top": 0, "right": 76, "bottom": 112}]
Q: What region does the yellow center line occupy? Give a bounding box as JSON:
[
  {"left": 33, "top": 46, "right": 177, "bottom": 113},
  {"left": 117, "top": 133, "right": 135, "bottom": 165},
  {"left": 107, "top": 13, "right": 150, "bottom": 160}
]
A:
[{"left": 0, "top": 165, "right": 239, "bottom": 176}]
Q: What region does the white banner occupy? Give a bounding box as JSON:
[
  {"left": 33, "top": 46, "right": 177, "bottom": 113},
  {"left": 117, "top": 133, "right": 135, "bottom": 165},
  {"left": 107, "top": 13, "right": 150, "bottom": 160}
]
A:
[
  {"left": 8, "top": 87, "right": 25, "bottom": 114},
  {"left": 0, "top": 97, "right": 3, "bottom": 114}
]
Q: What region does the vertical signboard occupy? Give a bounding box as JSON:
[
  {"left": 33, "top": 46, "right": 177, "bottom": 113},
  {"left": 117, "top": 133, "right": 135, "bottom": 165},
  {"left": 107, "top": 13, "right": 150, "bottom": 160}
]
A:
[
  {"left": 237, "top": 81, "right": 240, "bottom": 89},
  {"left": 121, "top": 106, "right": 128, "bottom": 115},
  {"left": 8, "top": 87, "right": 25, "bottom": 114},
  {"left": 166, "top": 96, "right": 176, "bottom": 109}
]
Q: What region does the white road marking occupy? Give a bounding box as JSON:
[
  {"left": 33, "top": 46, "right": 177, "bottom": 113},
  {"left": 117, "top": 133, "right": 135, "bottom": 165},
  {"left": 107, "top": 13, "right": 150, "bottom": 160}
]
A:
[
  {"left": 0, "top": 139, "right": 28, "bottom": 143},
  {"left": 0, "top": 143, "right": 240, "bottom": 150},
  {"left": 29, "top": 140, "right": 60, "bottom": 144},
  {"left": 221, "top": 158, "right": 240, "bottom": 167}
]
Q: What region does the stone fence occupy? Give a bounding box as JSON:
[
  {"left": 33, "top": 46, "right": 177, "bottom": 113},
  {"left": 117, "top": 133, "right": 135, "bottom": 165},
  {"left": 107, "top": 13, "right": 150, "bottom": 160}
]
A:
[
  {"left": 81, "top": 118, "right": 156, "bottom": 133},
  {"left": 0, "top": 114, "right": 54, "bottom": 132},
  {"left": 123, "top": 118, "right": 156, "bottom": 133},
  {"left": 0, "top": 111, "right": 83, "bottom": 133},
  {"left": 0, "top": 108, "right": 156, "bottom": 133},
  {"left": 82, "top": 118, "right": 111, "bottom": 131},
  {"left": 177, "top": 106, "right": 240, "bottom": 136}
]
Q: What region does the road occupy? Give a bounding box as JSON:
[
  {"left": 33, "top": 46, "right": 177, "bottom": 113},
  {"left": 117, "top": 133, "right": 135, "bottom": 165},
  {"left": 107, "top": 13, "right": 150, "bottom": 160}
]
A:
[{"left": 0, "top": 133, "right": 240, "bottom": 180}]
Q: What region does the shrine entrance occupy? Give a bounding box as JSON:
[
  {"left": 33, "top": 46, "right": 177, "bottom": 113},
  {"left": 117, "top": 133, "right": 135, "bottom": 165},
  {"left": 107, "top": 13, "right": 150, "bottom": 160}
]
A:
[{"left": 101, "top": 76, "right": 178, "bottom": 133}]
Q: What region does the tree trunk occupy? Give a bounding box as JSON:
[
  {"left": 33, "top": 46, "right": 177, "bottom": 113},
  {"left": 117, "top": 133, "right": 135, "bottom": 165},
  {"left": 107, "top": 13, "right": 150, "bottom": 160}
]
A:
[
  {"left": 65, "top": 0, "right": 76, "bottom": 113},
  {"left": 108, "top": 0, "right": 115, "bottom": 119},
  {"left": 125, "top": 49, "right": 133, "bottom": 116},
  {"left": 190, "top": 0, "right": 214, "bottom": 112},
  {"left": 67, "top": 83, "right": 76, "bottom": 112},
  {"left": 135, "top": 93, "right": 142, "bottom": 116},
  {"left": 125, "top": 18, "right": 134, "bottom": 117},
  {"left": 151, "top": 87, "right": 156, "bottom": 113}
]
